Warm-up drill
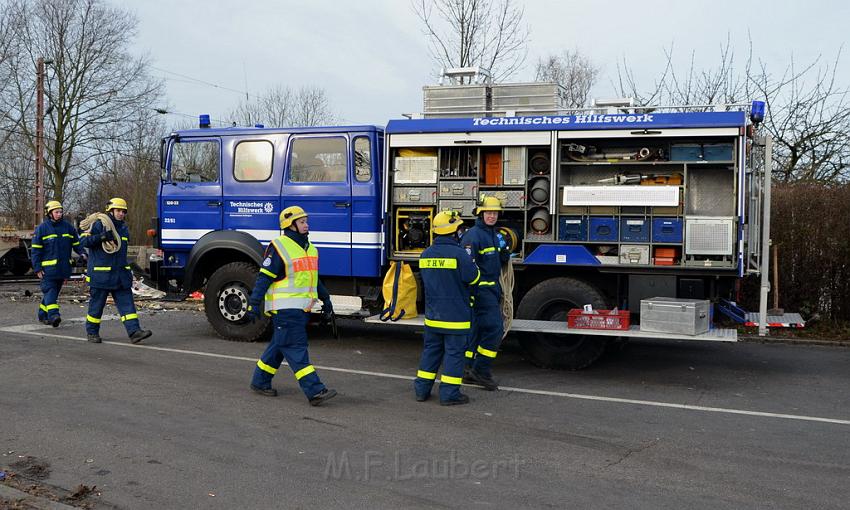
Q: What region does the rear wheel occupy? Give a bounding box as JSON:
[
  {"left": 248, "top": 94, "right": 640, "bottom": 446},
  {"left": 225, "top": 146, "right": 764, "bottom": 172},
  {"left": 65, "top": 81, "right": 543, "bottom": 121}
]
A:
[
  {"left": 204, "top": 262, "right": 270, "bottom": 342},
  {"left": 516, "top": 277, "right": 610, "bottom": 370}
]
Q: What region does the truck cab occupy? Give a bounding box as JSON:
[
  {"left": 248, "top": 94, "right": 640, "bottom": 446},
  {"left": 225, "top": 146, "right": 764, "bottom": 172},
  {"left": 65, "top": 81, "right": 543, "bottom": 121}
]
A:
[{"left": 152, "top": 124, "right": 384, "bottom": 340}]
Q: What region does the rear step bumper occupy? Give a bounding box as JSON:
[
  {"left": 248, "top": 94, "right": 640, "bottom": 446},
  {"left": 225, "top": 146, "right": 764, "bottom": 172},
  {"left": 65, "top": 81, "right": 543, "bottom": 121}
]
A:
[{"left": 363, "top": 315, "right": 737, "bottom": 342}]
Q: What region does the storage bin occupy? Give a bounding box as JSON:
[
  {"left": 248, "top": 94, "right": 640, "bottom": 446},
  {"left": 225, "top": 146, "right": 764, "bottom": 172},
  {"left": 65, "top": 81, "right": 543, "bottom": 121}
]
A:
[
  {"left": 439, "top": 180, "right": 477, "bottom": 198},
  {"left": 640, "top": 297, "right": 710, "bottom": 335},
  {"left": 670, "top": 144, "right": 703, "bottom": 161},
  {"left": 558, "top": 216, "right": 586, "bottom": 241},
  {"left": 620, "top": 217, "right": 649, "bottom": 242},
  {"left": 589, "top": 217, "right": 619, "bottom": 241},
  {"left": 619, "top": 244, "right": 650, "bottom": 265},
  {"left": 652, "top": 217, "right": 683, "bottom": 243},
  {"left": 702, "top": 143, "right": 734, "bottom": 161},
  {"left": 568, "top": 309, "right": 630, "bottom": 330},
  {"left": 393, "top": 186, "right": 437, "bottom": 205},
  {"left": 438, "top": 199, "right": 476, "bottom": 217}
]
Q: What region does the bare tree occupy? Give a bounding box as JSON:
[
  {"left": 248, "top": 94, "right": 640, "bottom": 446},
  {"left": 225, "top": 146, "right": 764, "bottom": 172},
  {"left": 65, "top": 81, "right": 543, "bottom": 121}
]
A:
[
  {"left": 413, "top": 0, "right": 528, "bottom": 83},
  {"left": 74, "top": 110, "right": 165, "bottom": 241},
  {"left": 749, "top": 51, "right": 850, "bottom": 183},
  {"left": 614, "top": 36, "right": 749, "bottom": 109},
  {"left": 0, "top": 0, "right": 163, "bottom": 204},
  {"left": 534, "top": 50, "right": 599, "bottom": 108},
  {"left": 614, "top": 37, "right": 850, "bottom": 183},
  {"left": 230, "top": 85, "right": 336, "bottom": 127}
]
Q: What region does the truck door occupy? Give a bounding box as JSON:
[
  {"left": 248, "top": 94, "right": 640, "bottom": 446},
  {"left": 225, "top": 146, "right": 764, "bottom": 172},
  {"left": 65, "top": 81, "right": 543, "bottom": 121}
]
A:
[
  {"left": 282, "top": 134, "right": 353, "bottom": 276},
  {"left": 160, "top": 137, "right": 223, "bottom": 249},
  {"left": 221, "top": 135, "right": 288, "bottom": 245},
  {"left": 351, "top": 132, "right": 383, "bottom": 277}
]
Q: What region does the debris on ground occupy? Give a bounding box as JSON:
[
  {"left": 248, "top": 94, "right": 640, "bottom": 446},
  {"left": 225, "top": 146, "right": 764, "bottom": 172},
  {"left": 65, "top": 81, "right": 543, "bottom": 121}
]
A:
[{"left": 10, "top": 456, "right": 50, "bottom": 480}]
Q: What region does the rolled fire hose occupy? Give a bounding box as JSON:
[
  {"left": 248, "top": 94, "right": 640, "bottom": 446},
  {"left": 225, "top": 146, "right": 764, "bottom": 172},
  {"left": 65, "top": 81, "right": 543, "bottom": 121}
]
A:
[
  {"left": 79, "top": 212, "right": 122, "bottom": 254},
  {"left": 499, "top": 258, "right": 515, "bottom": 339}
]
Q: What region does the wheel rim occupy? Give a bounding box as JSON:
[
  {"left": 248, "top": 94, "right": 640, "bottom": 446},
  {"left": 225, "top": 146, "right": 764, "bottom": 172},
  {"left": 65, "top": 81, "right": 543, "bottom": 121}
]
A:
[{"left": 218, "top": 282, "right": 250, "bottom": 322}]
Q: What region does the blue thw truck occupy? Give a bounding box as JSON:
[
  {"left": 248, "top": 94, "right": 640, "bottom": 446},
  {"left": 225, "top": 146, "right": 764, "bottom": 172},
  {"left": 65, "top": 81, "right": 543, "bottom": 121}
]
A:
[{"left": 150, "top": 83, "right": 788, "bottom": 369}]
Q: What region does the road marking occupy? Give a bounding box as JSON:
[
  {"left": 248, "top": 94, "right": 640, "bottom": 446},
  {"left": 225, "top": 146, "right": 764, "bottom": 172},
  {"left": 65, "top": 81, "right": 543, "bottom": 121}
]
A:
[{"left": 3, "top": 323, "right": 850, "bottom": 426}]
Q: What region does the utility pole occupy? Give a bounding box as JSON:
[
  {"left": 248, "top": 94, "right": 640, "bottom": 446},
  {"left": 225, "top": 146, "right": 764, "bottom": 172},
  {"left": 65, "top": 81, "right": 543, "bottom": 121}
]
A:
[{"left": 34, "top": 57, "right": 46, "bottom": 229}]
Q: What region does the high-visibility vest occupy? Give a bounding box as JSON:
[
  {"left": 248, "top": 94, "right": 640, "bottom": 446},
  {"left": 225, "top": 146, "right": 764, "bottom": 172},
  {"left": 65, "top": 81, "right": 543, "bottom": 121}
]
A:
[{"left": 264, "top": 235, "right": 319, "bottom": 311}]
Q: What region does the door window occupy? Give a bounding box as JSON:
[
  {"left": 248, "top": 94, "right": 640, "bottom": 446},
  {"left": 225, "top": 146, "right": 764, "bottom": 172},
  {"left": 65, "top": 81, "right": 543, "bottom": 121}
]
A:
[
  {"left": 234, "top": 140, "right": 273, "bottom": 182},
  {"left": 354, "top": 136, "right": 372, "bottom": 182},
  {"left": 289, "top": 137, "right": 347, "bottom": 183},
  {"left": 171, "top": 140, "right": 220, "bottom": 182}
]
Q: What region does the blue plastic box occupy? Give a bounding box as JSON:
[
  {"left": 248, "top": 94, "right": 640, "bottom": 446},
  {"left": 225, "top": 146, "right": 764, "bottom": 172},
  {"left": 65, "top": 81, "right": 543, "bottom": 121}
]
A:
[
  {"left": 702, "top": 143, "right": 734, "bottom": 161},
  {"left": 558, "top": 216, "right": 586, "bottom": 241},
  {"left": 620, "top": 217, "right": 649, "bottom": 242},
  {"left": 652, "top": 217, "right": 683, "bottom": 243},
  {"left": 589, "top": 217, "right": 618, "bottom": 241},
  {"left": 670, "top": 144, "right": 703, "bottom": 161},
  {"left": 670, "top": 143, "right": 734, "bottom": 161}
]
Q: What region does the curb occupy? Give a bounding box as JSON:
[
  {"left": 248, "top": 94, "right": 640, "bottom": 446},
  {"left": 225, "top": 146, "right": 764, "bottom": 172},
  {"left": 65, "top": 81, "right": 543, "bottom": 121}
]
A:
[
  {"left": 739, "top": 335, "right": 850, "bottom": 348},
  {"left": 0, "top": 483, "right": 77, "bottom": 509}
]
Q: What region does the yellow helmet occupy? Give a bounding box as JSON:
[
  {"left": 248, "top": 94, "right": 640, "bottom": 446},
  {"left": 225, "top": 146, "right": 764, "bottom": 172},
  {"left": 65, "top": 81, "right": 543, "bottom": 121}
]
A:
[
  {"left": 433, "top": 210, "right": 463, "bottom": 235},
  {"left": 106, "top": 197, "right": 128, "bottom": 212},
  {"left": 279, "top": 205, "right": 308, "bottom": 229},
  {"left": 45, "top": 200, "right": 63, "bottom": 214},
  {"left": 476, "top": 195, "right": 503, "bottom": 214}
]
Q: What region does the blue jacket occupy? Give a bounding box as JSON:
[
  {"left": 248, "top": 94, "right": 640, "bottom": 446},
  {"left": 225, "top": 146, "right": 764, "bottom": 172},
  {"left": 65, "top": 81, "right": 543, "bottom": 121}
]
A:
[
  {"left": 249, "top": 229, "right": 331, "bottom": 312},
  {"left": 31, "top": 218, "right": 83, "bottom": 280},
  {"left": 80, "top": 216, "right": 133, "bottom": 289},
  {"left": 419, "top": 235, "right": 481, "bottom": 334},
  {"left": 460, "top": 218, "right": 509, "bottom": 307}
]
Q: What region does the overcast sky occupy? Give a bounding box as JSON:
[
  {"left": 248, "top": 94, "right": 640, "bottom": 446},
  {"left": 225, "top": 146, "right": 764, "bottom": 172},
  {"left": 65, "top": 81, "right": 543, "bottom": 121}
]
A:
[{"left": 126, "top": 0, "right": 849, "bottom": 128}]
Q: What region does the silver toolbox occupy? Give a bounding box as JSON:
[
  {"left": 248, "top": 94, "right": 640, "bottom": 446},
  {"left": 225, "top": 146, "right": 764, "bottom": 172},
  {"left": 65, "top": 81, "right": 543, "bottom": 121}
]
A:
[
  {"left": 439, "top": 180, "right": 478, "bottom": 198},
  {"left": 483, "top": 189, "right": 525, "bottom": 208},
  {"left": 619, "top": 244, "right": 650, "bottom": 265},
  {"left": 439, "top": 199, "right": 476, "bottom": 217},
  {"left": 394, "top": 157, "right": 438, "bottom": 184},
  {"left": 640, "top": 297, "right": 710, "bottom": 336},
  {"left": 393, "top": 186, "right": 437, "bottom": 205}
]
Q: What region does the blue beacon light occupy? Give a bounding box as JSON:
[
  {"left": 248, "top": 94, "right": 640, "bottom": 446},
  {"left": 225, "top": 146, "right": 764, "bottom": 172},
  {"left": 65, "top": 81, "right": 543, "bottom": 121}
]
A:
[
  {"left": 199, "top": 114, "right": 211, "bottom": 128},
  {"left": 750, "top": 101, "right": 765, "bottom": 124}
]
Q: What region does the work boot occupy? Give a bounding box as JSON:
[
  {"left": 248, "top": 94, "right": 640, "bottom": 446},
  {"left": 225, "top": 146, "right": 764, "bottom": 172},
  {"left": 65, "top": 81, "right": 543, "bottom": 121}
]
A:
[
  {"left": 250, "top": 384, "right": 278, "bottom": 397},
  {"left": 87, "top": 334, "right": 102, "bottom": 343},
  {"left": 440, "top": 393, "right": 470, "bottom": 406},
  {"left": 51, "top": 316, "right": 61, "bottom": 328},
  {"left": 415, "top": 392, "right": 430, "bottom": 402},
  {"left": 309, "top": 388, "right": 338, "bottom": 406},
  {"left": 39, "top": 319, "right": 51, "bottom": 326},
  {"left": 463, "top": 369, "right": 499, "bottom": 391},
  {"left": 129, "top": 329, "right": 152, "bottom": 344}
]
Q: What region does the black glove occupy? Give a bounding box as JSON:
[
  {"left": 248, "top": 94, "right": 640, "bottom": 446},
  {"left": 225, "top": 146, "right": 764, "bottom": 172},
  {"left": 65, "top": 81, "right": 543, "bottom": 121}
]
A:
[
  {"left": 247, "top": 300, "right": 263, "bottom": 323},
  {"left": 321, "top": 301, "right": 334, "bottom": 322},
  {"left": 100, "top": 230, "right": 115, "bottom": 243}
]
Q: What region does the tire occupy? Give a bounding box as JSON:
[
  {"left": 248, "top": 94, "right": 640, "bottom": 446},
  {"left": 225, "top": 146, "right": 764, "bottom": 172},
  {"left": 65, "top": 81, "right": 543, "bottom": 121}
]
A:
[
  {"left": 204, "top": 262, "right": 270, "bottom": 342},
  {"left": 10, "top": 249, "right": 31, "bottom": 276},
  {"left": 516, "top": 277, "right": 610, "bottom": 370}
]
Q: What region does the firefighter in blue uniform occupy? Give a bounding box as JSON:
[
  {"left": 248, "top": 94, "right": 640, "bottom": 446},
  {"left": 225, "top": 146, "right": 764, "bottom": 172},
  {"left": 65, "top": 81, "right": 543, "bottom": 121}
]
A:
[
  {"left": 247, "top": 205, "right": 337, "bottom": 406},
  {"left": 461, "top": 196, "right": 511, "bottom": 391},
  {"left": 31, "top": 200, "right": 85, "bottom": 327},
  {"left": 80, "top": 197, "right": 152, "bottom": 344},
  {"left": 414, "top": 210, "right": 481, "bottom": 405}
]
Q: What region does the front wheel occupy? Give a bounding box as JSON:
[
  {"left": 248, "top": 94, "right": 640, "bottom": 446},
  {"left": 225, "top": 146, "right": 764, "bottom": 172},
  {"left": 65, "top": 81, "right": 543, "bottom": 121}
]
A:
[
  {"left": 204, "top": 262, "right": 270, "bottom": 342},
  {"left": 516, "top": 277, "right": 610, "bottom": 370}
]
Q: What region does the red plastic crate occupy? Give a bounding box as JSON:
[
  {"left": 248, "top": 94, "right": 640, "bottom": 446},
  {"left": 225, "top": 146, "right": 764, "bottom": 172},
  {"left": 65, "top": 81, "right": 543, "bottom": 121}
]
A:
[{"left": 567, "top": 309, "right": 631, "bottom": 330}]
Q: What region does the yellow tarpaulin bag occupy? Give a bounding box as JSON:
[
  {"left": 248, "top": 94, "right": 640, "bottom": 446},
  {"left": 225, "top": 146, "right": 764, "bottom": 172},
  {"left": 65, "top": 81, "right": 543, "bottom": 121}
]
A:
[{"left": 380, "top": 261, "right": 418, "bottom": 321}]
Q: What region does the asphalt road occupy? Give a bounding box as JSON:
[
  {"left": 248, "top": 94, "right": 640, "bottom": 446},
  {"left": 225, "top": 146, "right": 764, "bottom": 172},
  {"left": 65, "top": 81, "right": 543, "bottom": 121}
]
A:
[{"left": 1, "top": 296, "right": 849, "bottom": 509}]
